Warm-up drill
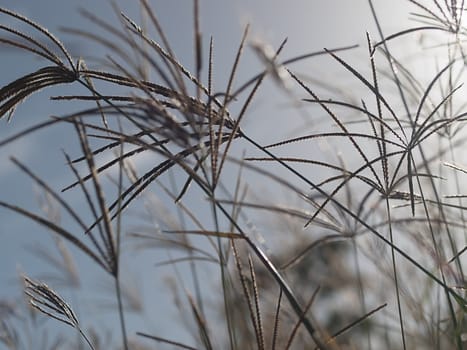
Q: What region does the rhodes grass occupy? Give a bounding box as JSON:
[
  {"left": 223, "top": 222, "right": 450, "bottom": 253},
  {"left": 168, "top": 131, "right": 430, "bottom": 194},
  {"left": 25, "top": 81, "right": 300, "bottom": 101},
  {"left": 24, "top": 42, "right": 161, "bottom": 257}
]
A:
[{"left": 1, "top": 1, "right": 467, "bottom": 349}]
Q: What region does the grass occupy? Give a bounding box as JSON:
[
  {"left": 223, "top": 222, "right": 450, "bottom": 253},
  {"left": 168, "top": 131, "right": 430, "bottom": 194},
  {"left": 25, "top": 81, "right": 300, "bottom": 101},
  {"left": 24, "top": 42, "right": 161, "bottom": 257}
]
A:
[{"left": 0, "top": 0, "right": 467, "bottom": 349}]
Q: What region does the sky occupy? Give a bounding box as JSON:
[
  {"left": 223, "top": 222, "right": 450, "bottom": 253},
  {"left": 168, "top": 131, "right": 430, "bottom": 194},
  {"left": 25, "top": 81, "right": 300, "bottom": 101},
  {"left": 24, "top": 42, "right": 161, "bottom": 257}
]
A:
[{"left": 0, "top": 1, "right": 418, "bottom": 348}]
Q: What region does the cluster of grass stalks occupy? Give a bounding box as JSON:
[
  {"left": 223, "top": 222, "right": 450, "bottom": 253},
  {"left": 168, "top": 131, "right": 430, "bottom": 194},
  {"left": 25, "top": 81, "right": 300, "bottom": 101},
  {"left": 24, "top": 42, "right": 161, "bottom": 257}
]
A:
[{"left": 1, "top": 0, "right": 467, "bottom": 349}]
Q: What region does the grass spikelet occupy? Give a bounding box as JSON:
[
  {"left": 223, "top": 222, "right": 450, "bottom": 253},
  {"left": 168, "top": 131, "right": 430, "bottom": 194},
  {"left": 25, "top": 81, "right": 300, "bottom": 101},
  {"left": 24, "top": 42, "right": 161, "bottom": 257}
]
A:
[{"left": 23, "top": 275, "right": 95, "bottom": 350}]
